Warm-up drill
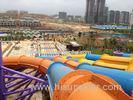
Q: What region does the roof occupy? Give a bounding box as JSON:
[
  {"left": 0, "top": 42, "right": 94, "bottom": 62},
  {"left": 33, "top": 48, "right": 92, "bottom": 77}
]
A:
[
  {"left": 0, "top": 32, "right": 8, "bottom": 36},
  {"left": 93, "top": 25, "right": 130, "bottom": 30},
  {"left": 0, "top": 32, "right": 4, "bottom": 34},
  {"left": 70, "top": 41, "right": 80, "bottom": 47}
]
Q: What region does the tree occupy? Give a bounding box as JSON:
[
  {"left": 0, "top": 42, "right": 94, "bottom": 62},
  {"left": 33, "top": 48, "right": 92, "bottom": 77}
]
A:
[
  {"left": 78, "top": 32, "right": 82, "bottom": 38},
  {"left": 103, "top": 38, "right": 109, "bottom": 48},
  {"left": 109, "top": 38, "right": 118, "bottom": 50}
]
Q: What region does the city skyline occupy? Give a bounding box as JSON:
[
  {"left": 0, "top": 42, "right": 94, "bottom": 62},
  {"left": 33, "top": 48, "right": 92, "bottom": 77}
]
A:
[{"left": 0, "top": 0, "right": 132, "bottom": 16}]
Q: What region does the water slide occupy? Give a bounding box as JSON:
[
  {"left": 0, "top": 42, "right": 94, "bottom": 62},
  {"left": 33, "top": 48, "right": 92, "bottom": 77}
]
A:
[
  {"left": 85, "top": 54, "right": 101, "bottom": 61},
  {"left": 2, "top": 56, "right": 132, "bottom": 99},
  {"left": 38, "top": 52, "right": 133, "bottom": 72},
  {"left": 62, "top": 54, "right": 86, "bottom": 59},
  {"left": 78, "top": 58, "right": 94, "bottom": 65},
  {"left": 3, "top": 55, "right": 53, "bottom": 74},
  {"left": 113, "top": 51, "right": 133, "bottom": 57},
  {"left": 122, "top": 53, "right": 133, "bottom": 57},
  {"left": 93, "top": 54, "right": 133, "bottom": 71},
  {"left": 39, "top": 53, "right": 133, "bottom": 71},
  {"left": 62, "top": 54, "right": 95, "bottom": 65},
  {"left": 47, "top": 62, "right": 130, "bottom": 100},
  {"left": 54, "top": 56, "right": 133, "bottom": 97},
  {"left": 77, "top": 63, "right": 133, "bottom": 96},
  {"left": 55, "top": 53, "right": 133, "bottom": 71},
  {"left": 62, "top": 54, "right": 85, "bottom": 61},
  {"left": 54, "top": 56, "right": 80, "bottom": 69}
]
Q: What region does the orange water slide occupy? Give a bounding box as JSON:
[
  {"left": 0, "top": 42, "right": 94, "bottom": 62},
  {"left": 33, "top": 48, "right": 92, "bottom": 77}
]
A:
[
  {"left": 53, "top": 70, "right": 130, "bottom": 100},
  {"left": 3, "top": 55, "right": 53, "bottom": 74},
  {"left": 54, "top": 56, "right": 80, "bottom": 69}
]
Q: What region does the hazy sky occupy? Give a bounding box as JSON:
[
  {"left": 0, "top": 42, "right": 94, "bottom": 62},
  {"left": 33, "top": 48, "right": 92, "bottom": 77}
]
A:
[{"left": 0, "top": 0, "right": 132, "bottom": 16}]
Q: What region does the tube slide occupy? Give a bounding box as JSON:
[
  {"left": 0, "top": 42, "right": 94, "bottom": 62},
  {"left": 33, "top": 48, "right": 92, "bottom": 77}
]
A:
[
  {"left": 79, "top": 58, "right": 95, "bottom": 65},
  {"left": 123, "top": 53, "right": 132, "bottom": 57},
  {"left": 77, "top": 63, "right": 133, "bottom": 96},
  {"left": 62, "top": 54, "right": 86, "bottom": 62},
  {"left": 94, "top": 54, "right": 133, "bottom": 71},
  {"left": 2, "top": 56, "right": 132, "bottom": 99},
  {"left": 3, "top": 55, "right": 53, "bottom": 74},
  {"left": 54, "top": 56, "right": 80, "bottom": 69},
  {"left": 114, "top": 52, "right": 132, "bottom": 57},
  {"left": 54, "top": 57, "right": 133, "bottom": 97},
  {"left": 47, "top": 62, "right": 130, "bottom": 100},
  {"left": 38, "top": 55, "right": 54, "bottom": 60},
  {"left": 62, "top": 54, "right": 86, "bottom": 59},
  {"left": 62, "top": 54, "right": 95, "bottom": 65},
  {"left": 86, "top": 54, "right": 101, "bottom": 61}
]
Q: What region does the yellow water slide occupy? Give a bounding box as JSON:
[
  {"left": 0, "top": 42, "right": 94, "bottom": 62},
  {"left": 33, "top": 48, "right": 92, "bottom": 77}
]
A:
[
  {"left": 79, "top": 59, "right": 94, "bottom": 65},
  {"left": 62, "top": 54, "right": 86, "bottom": 59},
  {"left": 62, "top": 54, "right": 95, "bottom": 65},
  {"left": 93, "top": 54, "right": 133, "bottom": 71}
]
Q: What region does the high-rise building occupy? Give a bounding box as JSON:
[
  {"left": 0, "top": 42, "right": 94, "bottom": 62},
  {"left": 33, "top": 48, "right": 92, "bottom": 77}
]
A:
[
  {"left": 130, "top": 10, "right": 133, "bottom": 25},
  {"left": 94, "top": 0, "right": 106, "bottom": 24},
  {"left": 59, "top": 12, "right": 67, "bottom": 20},
  {"left": 85, "top": 0, "right": 106, "bottom": 24},
  {"left": 114, "top": 11, "right": 120, "bottom": 24},
  {"left": 85, "top": 0, "right": 95, "bottom": 24},
  {"left": 108, "top": 10, "right": 130, "bottom": 25},
  {"left": 120, "top": 11, "right": 130, "bottom": 24},
  {"left": 108, "top": 10, "right": 115, "bottom": 24},
  {"left": 103, "top": 7, "right": 109, "bottom": 23}
]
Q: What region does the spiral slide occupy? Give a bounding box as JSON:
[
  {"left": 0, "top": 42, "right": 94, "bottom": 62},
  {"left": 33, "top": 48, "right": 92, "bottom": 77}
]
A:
[{"left": 2, "top": 56, "right": 132, "bottom": 100}]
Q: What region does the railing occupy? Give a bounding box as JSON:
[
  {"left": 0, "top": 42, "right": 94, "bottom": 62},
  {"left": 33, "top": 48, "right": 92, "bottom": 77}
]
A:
[{"left": 0, "top": 42, "right": 48, "bottom": 100}]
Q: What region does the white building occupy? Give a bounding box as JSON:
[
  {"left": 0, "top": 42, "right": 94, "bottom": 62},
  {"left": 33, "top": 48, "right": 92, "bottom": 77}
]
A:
[{"left": 0, "top": 17, "right": 41, "bottom": 27}]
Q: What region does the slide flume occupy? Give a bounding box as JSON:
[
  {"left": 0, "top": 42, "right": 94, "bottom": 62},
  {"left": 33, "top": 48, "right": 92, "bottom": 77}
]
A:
[
  {"left": 54, "top": 56, "right": 133, "bottom": 96},
  {"left": 1, "top": 56, "right": 132, "bottom": 100},
  {"left": 3, "top": 55, "right": 53, "bottom": 74}
]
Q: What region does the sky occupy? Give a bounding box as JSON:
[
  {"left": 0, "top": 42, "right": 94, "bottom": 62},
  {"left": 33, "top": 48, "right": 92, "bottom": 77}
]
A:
[{"left": 0, "top": 0, "right": 132, "bottom": 16}]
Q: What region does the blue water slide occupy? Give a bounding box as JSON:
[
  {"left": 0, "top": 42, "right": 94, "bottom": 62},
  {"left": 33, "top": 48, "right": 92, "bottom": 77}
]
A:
[
  {"left": 123, "top": 53, "right": 131, "bottom": 57},
  {"left": 77, "top": 63, "right": 133, "bottom": 96},
  {"left": 47, "top": 62, "right": 74, "bottom": 93},
  {"left": 85, "top": 54, "right": 101, "bottom": 61}
]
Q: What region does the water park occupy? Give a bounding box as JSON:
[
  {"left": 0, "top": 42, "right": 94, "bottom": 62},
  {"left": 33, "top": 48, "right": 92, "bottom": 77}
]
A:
[
  {"left": 0, "top": 40, "right": 133, "bottom": 100},
  {"left": 0, "top": 0, "right": 133, "bottom": 99}
]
